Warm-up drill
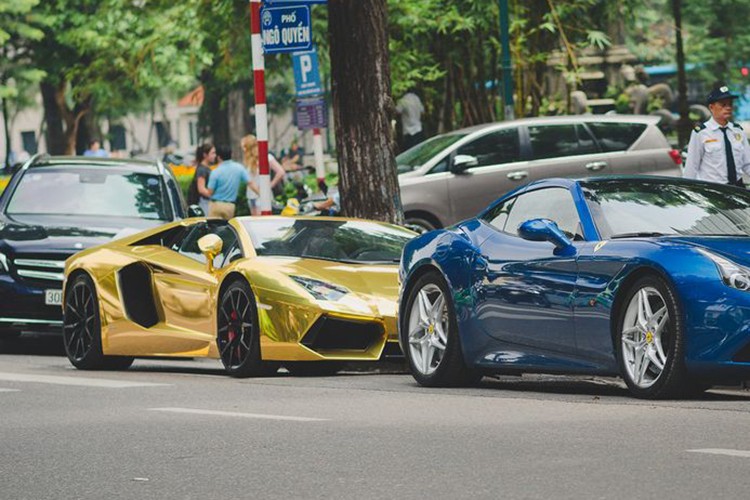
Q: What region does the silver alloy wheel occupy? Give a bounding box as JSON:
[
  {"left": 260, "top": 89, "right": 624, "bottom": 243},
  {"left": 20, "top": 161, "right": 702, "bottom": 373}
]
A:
[
  {"left": 621, "top": 286, "right": 669, "bottom": 389},
  {"left": 407, "top": 283, "right": 449, "bottom": 375}
]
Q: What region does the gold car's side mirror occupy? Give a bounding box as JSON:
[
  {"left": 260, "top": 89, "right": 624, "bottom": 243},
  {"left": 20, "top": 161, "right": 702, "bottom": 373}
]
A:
[{"left": 197, "top": 234, "right": 223, "bottom": 273}]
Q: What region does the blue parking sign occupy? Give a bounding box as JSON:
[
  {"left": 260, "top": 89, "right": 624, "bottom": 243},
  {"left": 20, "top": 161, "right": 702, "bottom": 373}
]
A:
[
  {"left": 261, "top": 5, "right": 312, "bottom": 54},
  {"left": 292, "top": 49, "right": 322, "bottom": 97}
]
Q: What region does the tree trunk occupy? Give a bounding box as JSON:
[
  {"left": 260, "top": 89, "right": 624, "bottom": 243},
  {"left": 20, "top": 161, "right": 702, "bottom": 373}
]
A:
[
  {"left": 228, "top": 87, "right": 248, "bottom": 162},
  {"left": 40, "top": 81, "right": 67, "bottom": 155},
  {"left": 328, "top": 0, "right": 402, "bottom": 224},
  {"left": 2, "top": 95, "right": 11, "bottom": 170},
  {"left": 672, "top": 0, "right": 690, "bottom": 148}
]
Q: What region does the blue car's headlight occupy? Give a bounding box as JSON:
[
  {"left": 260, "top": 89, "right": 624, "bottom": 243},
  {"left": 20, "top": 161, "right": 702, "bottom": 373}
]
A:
[
  {"left": 0, "top": 252, "right": 7, "bottom": 273},
  {"left": 290, "top": 275, "right": 348, "bottom": 301},
  {"left": 698, "top": 249, "right": 750, "bottom": 291}
]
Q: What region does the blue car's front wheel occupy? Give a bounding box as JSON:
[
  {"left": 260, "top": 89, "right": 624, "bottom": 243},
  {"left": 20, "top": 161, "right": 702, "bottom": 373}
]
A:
[
  {"left": 615, "top": 274, "right": 706, "bottom": 399},
  {"left": 401, "top": 271, "right": 480, "bottom": 387}
]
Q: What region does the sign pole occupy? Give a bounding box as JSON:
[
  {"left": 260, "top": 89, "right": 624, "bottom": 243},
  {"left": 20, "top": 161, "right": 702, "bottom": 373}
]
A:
[
  {"left": 250, "top": 0, "right": 272, "bottom": 215},
  {"left": 312, "top": 128, "right": 324, "bottom": 186}
]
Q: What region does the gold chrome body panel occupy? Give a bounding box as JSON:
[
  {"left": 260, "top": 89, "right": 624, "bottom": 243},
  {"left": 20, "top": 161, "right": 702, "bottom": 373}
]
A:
[{"left": 63, "top": 217, "right": 402, "bottom": 362}]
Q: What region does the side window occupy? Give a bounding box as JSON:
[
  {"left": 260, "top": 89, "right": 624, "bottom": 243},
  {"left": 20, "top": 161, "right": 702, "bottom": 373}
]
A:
[
  {"left": 165, "top": 175, "right": 186, "bottom": 218},
  {"left": 427, "top": 157, "right": 450, "bottom": 174},
  {"left": 588, "top": 122, "right": 647, "bottom": 152},
  {"left": 529, "top": 124, "right": 595, "bottom": 160},
  {"left": 175, "top": 222, "right": 242, "bottom": 268},
  {"left": 503, "top": 188, "right": 583, "bottom": 240},
  {"left": 576, "top": 124, "right": 598, "bottom": 155},
  {"left": 482, "top": 196, "right": 517, "bottom": 232},
  {"left": 455, "top": 128, "right": 520, "bottom": 168}
]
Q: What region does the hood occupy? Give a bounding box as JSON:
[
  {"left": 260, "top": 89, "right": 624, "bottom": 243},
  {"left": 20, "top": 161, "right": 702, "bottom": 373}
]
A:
[
  {"left": 0, "top": 214, "right": 163, "bottom": 255},
  {"left": 268, "top": 257, "right": 400, "bottom": 317},
  {"left": 667, "top": 236, "right": 750, "bottom": 266}
]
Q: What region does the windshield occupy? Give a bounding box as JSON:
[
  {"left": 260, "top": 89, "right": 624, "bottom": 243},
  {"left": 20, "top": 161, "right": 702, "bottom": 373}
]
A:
[
  {"left": 242, "top": 219, "right": 416, "bottom": 263},
  {"left": 396, "top": 133, "right": 467, "bottom": 174},
  {"left": 582, "top": 179, "right": 750, "bottom": 239},
  {"left": 7, "top": 167, "right": 172, "bottom": 221}
]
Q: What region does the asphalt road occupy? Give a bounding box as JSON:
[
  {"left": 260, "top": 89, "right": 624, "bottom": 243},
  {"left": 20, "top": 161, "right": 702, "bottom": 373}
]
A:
[{"left": 2, "top": 334, "right": 750, "bottom": 500}]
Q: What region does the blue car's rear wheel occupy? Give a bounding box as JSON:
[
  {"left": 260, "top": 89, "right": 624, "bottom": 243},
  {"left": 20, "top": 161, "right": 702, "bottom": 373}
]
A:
[
  {"left": 217, "top": 279, "right": 277, "bottom": 378},
  {"left": 615, "top": 275, "right": 705, "bottom": 399},
  {"left": 401, "top": 271, "right": 480, "bottom": 387},
  {"left": 63, "top": 273, "right": 133, "bottom": 370}
]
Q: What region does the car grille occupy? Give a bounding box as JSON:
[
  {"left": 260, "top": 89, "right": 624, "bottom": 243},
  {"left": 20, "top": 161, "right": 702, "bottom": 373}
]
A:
[{"left": 12, "top": 257, "right": 67, "bottom": 282}]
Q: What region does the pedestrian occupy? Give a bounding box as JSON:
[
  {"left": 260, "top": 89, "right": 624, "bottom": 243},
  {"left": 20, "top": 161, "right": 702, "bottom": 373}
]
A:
[
  {"left": 83, "top": 139, "right": 109, "bottom": 158},
  {"left": 684, "top": 85, "right": 750, "bottom": 186},
  {"left": 241, "top": 134, "right": 285, "bottom": 215},
  {"left": 206, "top": 145, "right": 250, "bottom": 220},
  {"left": 281, "top": 139, "right": 304, "bottom": 172},
  {"left": 396, "top": 88, "right": 426, "bottom": 151},
  {"left": 187, "top": 143, "right": 216, "bottom": 215}
]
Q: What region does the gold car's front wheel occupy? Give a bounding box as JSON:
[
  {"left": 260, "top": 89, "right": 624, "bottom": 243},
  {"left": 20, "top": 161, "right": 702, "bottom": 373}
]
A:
[
  {"left": 63, "top": 273, "right": 133, "bottom": 370},
  {"left": 217, "top": 279, "right": 277, "bottom": 378}
]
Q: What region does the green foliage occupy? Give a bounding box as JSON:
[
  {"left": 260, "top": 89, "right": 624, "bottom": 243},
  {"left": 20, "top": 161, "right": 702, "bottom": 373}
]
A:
[
  {"left": 0, "top": 0, "right": 48, "bottom": 99},
  {"left": 32, "top": 0, "right": 209, "bottom": 119}
]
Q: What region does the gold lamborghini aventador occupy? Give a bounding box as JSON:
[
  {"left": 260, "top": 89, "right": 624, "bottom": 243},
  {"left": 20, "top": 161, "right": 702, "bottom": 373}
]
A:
[{"left": 62, "top": 216, "right": 415, "bottom": 377}]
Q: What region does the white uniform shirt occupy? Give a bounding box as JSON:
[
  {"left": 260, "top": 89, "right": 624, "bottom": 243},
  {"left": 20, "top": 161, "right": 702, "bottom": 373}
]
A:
[
  {"left": 396, "top": 92, "right": 425, "bottom": 136},
  {"left": 683, "top": 117, "right": 750, "bottom": 184}
]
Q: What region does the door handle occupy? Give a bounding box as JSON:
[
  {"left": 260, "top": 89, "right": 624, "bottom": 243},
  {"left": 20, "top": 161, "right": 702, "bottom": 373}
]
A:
[
  {"left": 585, "top": 161, "right": 607, "bottom": 171},
  {"left": 507, "top": 170, "right": 528, "bottom": 181}
]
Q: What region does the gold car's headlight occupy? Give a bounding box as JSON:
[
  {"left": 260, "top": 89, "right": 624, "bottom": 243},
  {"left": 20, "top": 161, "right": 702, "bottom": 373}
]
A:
[{"left": 290, "top": 275, "right": 348, "bottom": 301}]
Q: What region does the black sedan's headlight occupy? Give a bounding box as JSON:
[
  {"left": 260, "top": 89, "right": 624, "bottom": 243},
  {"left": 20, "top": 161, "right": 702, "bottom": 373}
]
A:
[
  {"left": 699, "top": 249, "right": 750, "bottom": 291},
  {"left": 0, "top": 252, "right": 7, "bottom": 273}
]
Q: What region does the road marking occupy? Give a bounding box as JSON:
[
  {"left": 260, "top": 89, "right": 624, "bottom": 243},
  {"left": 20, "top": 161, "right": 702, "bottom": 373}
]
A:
[
  {"left": 149, "top": 407, "right": 328, "bottom": 422},
  {"left": 0, "top": 372, "right": 170, "bottom": 388},
  {"left": 687, "top": 449, "right": 750, "bottom": 458},
  {"left": 0, "top": 388, "right": 20, "bottom": 393}
]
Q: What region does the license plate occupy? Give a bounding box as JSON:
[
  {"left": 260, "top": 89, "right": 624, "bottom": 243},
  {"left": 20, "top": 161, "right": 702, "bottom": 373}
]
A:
[{"left": 45, "top": 289, "right": 63, "bottom": 306}]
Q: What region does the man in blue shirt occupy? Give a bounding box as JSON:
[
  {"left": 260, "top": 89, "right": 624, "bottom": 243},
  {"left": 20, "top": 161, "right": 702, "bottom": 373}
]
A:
[
  {"left": 207, "top": 145, "right": 250, "bottom": 219},
  {"left": 82, "top": 139, "right": 109, "bottom": 158}
]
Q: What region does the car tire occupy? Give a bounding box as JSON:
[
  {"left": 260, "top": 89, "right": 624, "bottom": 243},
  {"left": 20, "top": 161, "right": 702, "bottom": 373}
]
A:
[
  {"left": 217, "top": 279, "right": 275, "bottom": 378},
  {"left": 614, "top": 275, "right": 696, "bottom": 399},
  {"left": 284, "top": 361, "right": 344, "bottom": 377},
  {"left": 401, "top": 271, "right": 480, "bottom": 387},
  {"left": 63, "top": 273, "right": 134, "bottom": 370},
  {"left": 404, "top": 216, "right": 437, "bottom": 234}
]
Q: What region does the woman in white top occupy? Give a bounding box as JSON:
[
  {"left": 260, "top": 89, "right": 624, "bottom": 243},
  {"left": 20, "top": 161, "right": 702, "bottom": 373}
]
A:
[{"left": 241, "top": 134, "right": 285, "bottom": 215}]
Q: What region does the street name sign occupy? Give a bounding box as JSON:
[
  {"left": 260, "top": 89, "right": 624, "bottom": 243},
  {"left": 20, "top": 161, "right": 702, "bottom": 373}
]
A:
[
  {"left": 261, "top": 4, "right": 312, "bottom": 54},
  {"left": 292, "top": 48, "right": 323, "bottom": 97}
]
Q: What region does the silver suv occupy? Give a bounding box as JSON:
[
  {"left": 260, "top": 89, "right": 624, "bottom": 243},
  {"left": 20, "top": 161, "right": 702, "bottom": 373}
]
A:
[{"left": 398, "top": 115, "right": 682, "bottom": 232}]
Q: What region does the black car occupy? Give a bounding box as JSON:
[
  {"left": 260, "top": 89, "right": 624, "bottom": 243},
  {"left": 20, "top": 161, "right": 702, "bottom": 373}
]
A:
[{"left": 0, "top": 155, "right": 200, "bottom": 337}]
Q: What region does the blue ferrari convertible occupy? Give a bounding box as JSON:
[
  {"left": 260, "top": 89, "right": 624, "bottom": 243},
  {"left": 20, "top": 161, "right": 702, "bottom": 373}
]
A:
[{"left": 399, "top": 176, "right": 750, "bottom": 398}]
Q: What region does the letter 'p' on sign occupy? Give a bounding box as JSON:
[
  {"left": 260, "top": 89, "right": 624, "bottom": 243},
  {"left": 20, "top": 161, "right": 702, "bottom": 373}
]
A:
[{"left": 292, "top": 48, "right": 323, "bottom": 97}]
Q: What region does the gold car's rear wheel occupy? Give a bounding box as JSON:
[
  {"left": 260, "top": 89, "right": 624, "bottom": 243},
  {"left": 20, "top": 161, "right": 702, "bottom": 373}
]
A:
[
  {"left": 217, "top": 280, "right": 277, "bottom": 377},
  {"left": 63, "top": 273, "right": 133, "bottom": 370}
]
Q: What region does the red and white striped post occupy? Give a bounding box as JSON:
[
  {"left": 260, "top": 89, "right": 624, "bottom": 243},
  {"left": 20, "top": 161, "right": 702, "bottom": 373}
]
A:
[
  {"left": 312, "top": 128, "right": 325, "bottom": 186},
  {"left": 250, "top": 0, "right": 271, "bottom": 215}
]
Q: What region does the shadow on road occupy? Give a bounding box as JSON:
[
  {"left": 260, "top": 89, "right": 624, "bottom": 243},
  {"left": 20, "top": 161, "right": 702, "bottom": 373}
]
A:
[
  {"left": 477, "top": 375, "right": 750, "bottom": 401},
  {"left": 0, "top": 333, "right": 65, "bottom": 356}
]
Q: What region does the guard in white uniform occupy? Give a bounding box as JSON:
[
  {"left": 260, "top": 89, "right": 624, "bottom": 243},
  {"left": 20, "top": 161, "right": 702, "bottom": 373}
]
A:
[{"left": 684, "top": 86, "right": 750, "bottom": 186}]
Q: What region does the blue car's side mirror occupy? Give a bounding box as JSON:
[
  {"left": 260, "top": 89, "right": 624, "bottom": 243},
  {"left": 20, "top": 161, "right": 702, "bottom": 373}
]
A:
[{"left": 518, "top": 218, "right": 575, "bottom": 255}]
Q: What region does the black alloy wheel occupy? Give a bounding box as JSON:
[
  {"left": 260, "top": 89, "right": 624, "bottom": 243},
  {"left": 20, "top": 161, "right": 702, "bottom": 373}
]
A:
[
  {"left": 63, "top": 273, "right": 133, "bottom": 370},
  {"left": 217, "top": 280, "right": 276, "bottom": 377}
]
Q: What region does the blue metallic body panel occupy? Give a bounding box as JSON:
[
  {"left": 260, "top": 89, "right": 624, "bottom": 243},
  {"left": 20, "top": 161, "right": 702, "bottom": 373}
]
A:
[{"left": 399, "top": 177, "right": 750, "bottom": 381}]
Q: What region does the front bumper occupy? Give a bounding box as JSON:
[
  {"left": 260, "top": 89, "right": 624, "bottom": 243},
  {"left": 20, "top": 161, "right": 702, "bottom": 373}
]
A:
[{"left": 0, "top": 275, "right": 63, "bottom": 332}]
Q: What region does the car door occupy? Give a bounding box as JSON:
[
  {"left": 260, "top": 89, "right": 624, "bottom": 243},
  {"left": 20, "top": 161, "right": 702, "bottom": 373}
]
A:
[
  {"left": 524, "top": 123, "right": 609, "bottom": 180},
  {"left": 141, "top": 221, "right": 241, "bottom": 353},
  {"left": 474, "top": 187, "right": 583, "bottom": 354},
  {"left": 446, "top": 127, "right": 528, "bottom": 221}
]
